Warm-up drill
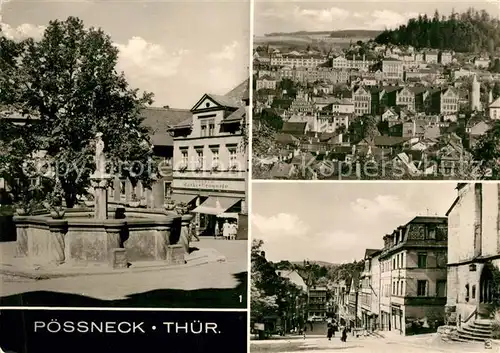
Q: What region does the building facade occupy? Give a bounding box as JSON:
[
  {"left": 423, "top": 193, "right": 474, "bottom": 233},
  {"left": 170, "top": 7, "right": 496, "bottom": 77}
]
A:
[
  {"left": 379, "top": 216, "right": 448, "bottom": 335},
  {"left": 446, "top": 183, "right": 500, "bottom": 326},
  {"left": 308, "top": 286, "right": 328, "bottom": 321},
  {"left": 359, "top": 249, "right": 382, "bottom": 331},
  {"left": 170, "top": 81, "right": 248, "bottom": 236}
]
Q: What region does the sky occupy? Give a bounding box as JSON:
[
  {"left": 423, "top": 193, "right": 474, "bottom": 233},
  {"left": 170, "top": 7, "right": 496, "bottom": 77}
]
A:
[
  {"left": 252, "top": 182, "right": 458, "bottom": 264},
  {"left": 0, "top": 0, "right": 250, "bottom": 109},
  {"left": 254, "top": 0, "right": 500, "bottom": 35}
]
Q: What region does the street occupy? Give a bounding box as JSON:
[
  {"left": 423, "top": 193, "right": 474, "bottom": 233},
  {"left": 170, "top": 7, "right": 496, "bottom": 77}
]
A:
[
  {"left": 0, "top": 239, "right": 248, "bottom": 308},
  {"left": 250, "top": 333, "right": 488, "bottom": 353}
]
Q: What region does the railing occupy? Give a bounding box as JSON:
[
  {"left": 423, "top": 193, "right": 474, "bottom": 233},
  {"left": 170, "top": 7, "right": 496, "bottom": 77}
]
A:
[{"left": 461, "top": 308, "right": 477, "bottom": 325}]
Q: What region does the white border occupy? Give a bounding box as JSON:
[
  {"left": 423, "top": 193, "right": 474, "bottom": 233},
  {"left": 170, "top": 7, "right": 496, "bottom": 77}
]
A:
[{"left": 0, "top": 306, "right": 247, "bottom": 312}]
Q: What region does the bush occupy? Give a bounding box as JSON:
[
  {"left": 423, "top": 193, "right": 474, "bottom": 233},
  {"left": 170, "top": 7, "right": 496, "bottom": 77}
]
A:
[{"left": 492, "top": 320, "right": 500, "bottom": 339}]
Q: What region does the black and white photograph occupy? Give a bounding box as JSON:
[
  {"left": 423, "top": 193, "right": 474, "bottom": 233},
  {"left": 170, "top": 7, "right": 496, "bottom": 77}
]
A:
[
  {"left": 0, "top": 0, "right": 249, "bottom": 309},
  {"left": 252, "top": 0, "right": 500, "bottom": 180},
  {"left": 250, "top": 182, "right": 500, "bottom": 352}
]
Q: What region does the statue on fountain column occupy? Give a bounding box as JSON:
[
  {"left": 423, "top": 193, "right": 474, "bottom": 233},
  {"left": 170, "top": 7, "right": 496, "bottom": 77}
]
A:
[{"left": 95, "top": 132, "right": 106, "bottom": 176}]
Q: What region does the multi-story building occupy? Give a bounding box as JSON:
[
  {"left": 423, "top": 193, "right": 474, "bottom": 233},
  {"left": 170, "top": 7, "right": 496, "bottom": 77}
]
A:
[
  {"left": 308, "top": 286, "right": 328, "bottom": 321},
  {"left": 430, "top": 87, "right": 459, "bottom": 115},
  {"left": 359, "top": 249, "right": 382, "bottom": 331},
  {"left": 395, "top": 86, "right": 416, "bottom": 112},
  {"left": 255, "top": 75, "right": 277, "bottom": 91},
  {"left": 352, "top": 86, "right": 372, "bottom": 116},
  {"left": 169, "top": 80, "right": 248, "bottom": 236},
  {"left": 439, "top": 51, "right": 453, "bottom": 65},
  {"left": 446, "top": 183, "right": 500, "bottom": 328},
  {"left": 424, "top": 50, "right": 439, "bottom": 64},
  {"left": 379, "top": 216, "right": 448, "bottom": 335},
  {"left": 382, "top": 58, "right": 404, "bottom": 80},
  {"left": 489, "top": 97, "right": 500, "bottom": 119},
  {"left": 271, "top": 53, "right": 328, "bottom": 68},
  {"left": 473, "top": 57, "right": 491, "bottom": 69}
]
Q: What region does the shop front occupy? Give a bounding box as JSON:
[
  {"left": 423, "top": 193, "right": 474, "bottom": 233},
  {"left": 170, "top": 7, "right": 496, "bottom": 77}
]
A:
[{"left": 171, "top": 177, "right": 246, "bottom": 237}]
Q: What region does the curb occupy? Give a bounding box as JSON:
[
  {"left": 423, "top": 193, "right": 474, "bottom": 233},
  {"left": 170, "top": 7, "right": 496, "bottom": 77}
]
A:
[{"left": 0, "top": 257, "right": 217, "bottom": 280}]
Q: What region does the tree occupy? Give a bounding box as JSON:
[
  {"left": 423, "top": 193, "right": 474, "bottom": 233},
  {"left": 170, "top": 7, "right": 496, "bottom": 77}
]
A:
[
  {"left": 5, "top": 17, "right": 155, "bottom": 207},
  {"left": 348, "top": 115, "right": 380, "bottom": 144},
  {"left": 472, "top": 121, "right": 500, "bottom": 179}
]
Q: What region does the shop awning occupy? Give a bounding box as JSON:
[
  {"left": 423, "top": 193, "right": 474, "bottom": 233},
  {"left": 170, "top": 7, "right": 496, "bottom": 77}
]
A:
[
  {"left": 170, "top": 193, "right": 197, "bottom": 204},
  {"left": 191, "top": 196, "right": 240, "bottom": 215}
]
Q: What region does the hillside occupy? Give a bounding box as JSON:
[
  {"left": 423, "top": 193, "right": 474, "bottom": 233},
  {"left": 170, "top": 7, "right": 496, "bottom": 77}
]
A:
[
  {"left": 264, "top": 29, "right": 381, "bottom": 38},
  {"left": 375, "top": 7, "right": 500, "bottom": 53}
]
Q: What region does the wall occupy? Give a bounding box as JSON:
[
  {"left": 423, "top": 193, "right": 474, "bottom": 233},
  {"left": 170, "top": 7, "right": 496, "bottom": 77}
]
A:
[
  {"left": 447, "top": 184, "right": 475, "bottom": 264},
  {"left": 371, "top": 255, "right": 381, "bottom": 315}
]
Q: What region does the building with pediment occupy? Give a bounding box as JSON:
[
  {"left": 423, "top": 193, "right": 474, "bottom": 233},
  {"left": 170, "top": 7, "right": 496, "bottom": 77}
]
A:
[{"left": 168, "top": 80, "right": 249, "bottom": 236}]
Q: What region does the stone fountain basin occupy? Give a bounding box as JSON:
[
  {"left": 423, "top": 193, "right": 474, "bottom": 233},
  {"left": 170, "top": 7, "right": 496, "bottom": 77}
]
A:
[{"left": 13, "top": 207, "right": 184, "bottom": 265}]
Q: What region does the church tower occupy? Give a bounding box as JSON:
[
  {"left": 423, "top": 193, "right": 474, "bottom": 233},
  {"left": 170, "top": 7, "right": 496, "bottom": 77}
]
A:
[{"left": 470, "top": 74, "right": 481, "bottom": 111}]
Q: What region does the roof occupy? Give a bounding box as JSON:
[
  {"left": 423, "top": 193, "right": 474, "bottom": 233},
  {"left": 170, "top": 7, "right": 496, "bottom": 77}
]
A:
[
  {"left": 221, "top": 106, "right": 246, "bottom": 124},
  {"left": 140, "top": 107, "right": 191, "bottom": 145},
  {"left": 489, "top": 97, "right": 500, "bottom": 108},
  {"left": 365, "top": 249, "right": 381, "bottom": 258},
  {"left": 205, "top": 94, "right": 242, "bottom": 109},
  {"left": 282, "top": 122, "right": 307, "bottom": 134},
  {"left": 373, "top": 136, "right": 410, "bottom": 147},
  {"left": 225, "top": 79, "right": 250, "bottom": 102}
]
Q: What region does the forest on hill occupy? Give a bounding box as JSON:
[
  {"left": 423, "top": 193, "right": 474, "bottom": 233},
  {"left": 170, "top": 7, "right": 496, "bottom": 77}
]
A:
[{"left": 375, "top": 8, "right": 500, "bottom": 53}]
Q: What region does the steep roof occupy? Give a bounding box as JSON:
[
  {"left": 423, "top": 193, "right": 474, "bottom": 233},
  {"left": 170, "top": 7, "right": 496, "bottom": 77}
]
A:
[
  {"left": 225, "top": 78, "right": 250, "bottom": 102},
  {"left": 282, "top": 122, "right": 307, "bottom": 134},
  {"left": 140, "top": 107, "right": 191, "bottom": 146},
  {"left": 489, "top": 97, "right": 500, "bottom": 108}
]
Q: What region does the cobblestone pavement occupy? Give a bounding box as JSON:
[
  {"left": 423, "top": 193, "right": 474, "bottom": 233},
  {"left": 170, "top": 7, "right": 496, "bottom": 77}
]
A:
[
  {"left": 250, "top": 334, "right": 486, "bottom": 353},
  {"left": 0, "top": 238, "right": 247, "bottom": 308}
]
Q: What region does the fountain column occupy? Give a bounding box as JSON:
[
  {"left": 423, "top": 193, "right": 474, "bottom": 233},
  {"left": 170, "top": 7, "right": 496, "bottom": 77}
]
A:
[
  {"left": 179, "top": 214, "right": 193, "bottom": 254},
  {"left": 90, "top": 132, "right": 112, "bottom": 220}
]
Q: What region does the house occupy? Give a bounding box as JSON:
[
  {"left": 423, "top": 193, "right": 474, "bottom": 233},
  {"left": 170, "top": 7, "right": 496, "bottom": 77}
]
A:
[
  {"left": 169, "top": 80, "right": 249, "bottom": 231},
  {"left": 382, "top": 58, "right": 404, "bottom": 80},
  {"left": 424, "top": 50, "right": 439, "bottom": 64},
  {"left": 439, "top": 51, "right": 453, "bottom": 65},
  {"left": 281, "top": 121, "right": 309, "bottom": 136},
  {"left": 308, "top": 286, "right": 328, "bottom": 321},
  {"left": 352, "top": 86, "right": 372, "bottom": 116},
  {"left": 473, "top": 57, "right": 490, "bottom": 69},
  {"left": 489, "top": 97, "right": 500, "bottom": 120},
  {"left": 255, "top": 75, "right": 277, "bottom": 91},
  {"left": 359, "top": 249, "right": 382, "bottom": 331},
  {"left": 378, "top": 216, "right": 448, "bottom": 336},
  {"left": 445, "top": 183, "right": 500, "bottom": 338}
]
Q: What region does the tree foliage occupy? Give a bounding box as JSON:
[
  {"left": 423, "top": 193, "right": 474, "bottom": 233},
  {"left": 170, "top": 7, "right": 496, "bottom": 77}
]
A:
[
  {"left": 375, "top": 8, "right": 500, "bottom": 53},
  {"left": 1, "top": 17, "right": 155, "bottom": 207}
]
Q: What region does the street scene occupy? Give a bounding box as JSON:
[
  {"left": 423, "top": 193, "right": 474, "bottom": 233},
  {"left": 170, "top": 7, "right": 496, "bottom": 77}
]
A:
[
  {"left": 251, "top": 182, "right": 500, "bottom": 351},
  {"left": 0, "top": 1, "right": 249, "bottom": 308},
  {"left": 253, "top": 1, "right": 500, "bottom": 180}
]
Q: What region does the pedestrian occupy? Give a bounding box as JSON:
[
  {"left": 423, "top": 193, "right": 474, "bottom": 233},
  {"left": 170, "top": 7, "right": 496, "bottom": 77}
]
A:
[
  {"left": 230, "top": 221, "right": 238, "bottom": 240},
  {"left": 327, "top": 322, "right": 333, "bottom": 341},
  {"left": 214, "top": 221, "right": 219, "bottom": 239},
  {"left": 222, "top": 219, "right": 230, "bottom": 240},
  {"left": 190, "top": 221, "right": 200, "bottom": 242},
  {"left": 303, "top": 324, "right": 307, "bottom": 340},
  {"left": 341, "top": 326, "right": 347, "bottom": 342},
  {"left": 332, "top": 323, "right": 338, "bottom": 337}
]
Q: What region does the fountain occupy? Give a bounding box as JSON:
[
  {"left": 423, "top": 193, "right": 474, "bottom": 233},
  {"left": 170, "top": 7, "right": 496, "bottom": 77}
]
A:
[{"left": 13, "top": 133, "right": 193, "bottom": 268}]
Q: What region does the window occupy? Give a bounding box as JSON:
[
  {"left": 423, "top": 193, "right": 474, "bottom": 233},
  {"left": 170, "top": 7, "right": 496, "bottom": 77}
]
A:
[
  {"left": 437, "top": 280, "right": 446, "bottom": 297},
  {"left": 417, "top": 280, "right": 427, "bottom": 296},
  {"left": 196, "top": 149, "right": 203, "bottom": 170},
  {"left": 472, "top": 285, "right": 476, "bottom": 299},
  {"left": 201, "top": 123, "right": 207, "bottom": 137},
  {"left": 393, "top": 258, "right": 396, "bottom": 270},
  {"left": 120, "top": 181, "right": 126, "bottom": 199},
  {"left": 417, "top": 253, "right": 427, "bottom": 268},
  {"left": 396, "top": 255, "right": 399, "bottom": 269},
  {"left": 392, "top": 282, "right": 395, "bottom": 295},
  {"left": 400, "top": 281, "right": 404, "bottom": 296},
  {"left": 427, "top": 227, "right": 436, "bottom": 240},
  {"left": 164, "top": 182, "right": 171, "bottom": 200},
  {"left": 208, "top": 120, "right": 215, "bottom": 136},
  {"left": 465, "top": 284, "right": 470, "bottom": 302},
  {"left": 180, "top": 149, "right": 188, "bottom": 167},
  {"left": 400, "top": 253, "right": 404, "bottom": 268},
  {"left": 211, "top": 149, "right": 219, "bottom": 168},
  {"left": 229, "top": 148, "right": 237, "bottom": 169}
]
